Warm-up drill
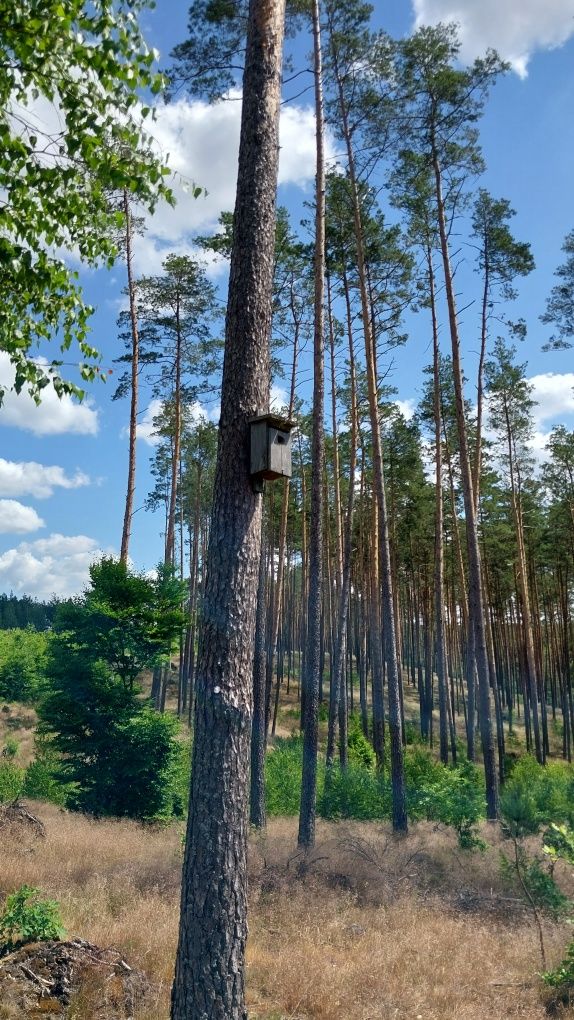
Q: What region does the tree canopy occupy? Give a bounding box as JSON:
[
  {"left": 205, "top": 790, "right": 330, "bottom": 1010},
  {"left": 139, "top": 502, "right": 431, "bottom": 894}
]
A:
[{"left": 0, "top": 0, "right": 172, "bottom": 403}]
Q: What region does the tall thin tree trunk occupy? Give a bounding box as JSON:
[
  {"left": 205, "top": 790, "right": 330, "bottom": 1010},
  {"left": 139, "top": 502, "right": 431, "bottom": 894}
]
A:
[
  {"left": 165, "top": 302, "right": 182, "bottom": 566},
  {"left": 120, "top": 190, "right": 139, "bottom": 565},
  {"left": 328, "top": 19, "right": 406, "bottom": 831},
  {"left": 326, "top": 274, "right": 358, "bottom": 769},
  {"left": 298, "top": 0, "right": 326, "bottom": 849},
  {"left": 250, "top": 538, "right": 267, "bottom": 828},
  {"left": 431, "top": 144, "right": 498, "bottom": 819},
  {"left": 429, "top": 247, "right": 449, "bottom": 765},
  {"left": 171, "top": 0, "right": 286, "bottom": 1013}
]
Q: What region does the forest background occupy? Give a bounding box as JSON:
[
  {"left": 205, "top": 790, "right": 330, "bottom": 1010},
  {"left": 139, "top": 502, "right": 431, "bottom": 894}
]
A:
[{"left": 0, "top": 0, "right": 572, "bottom": 599}]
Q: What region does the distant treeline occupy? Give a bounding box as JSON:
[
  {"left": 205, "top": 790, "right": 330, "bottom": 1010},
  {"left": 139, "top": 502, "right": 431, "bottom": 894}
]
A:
[{"left": 0, "top": 594, "right": 60, "bottom": 631}]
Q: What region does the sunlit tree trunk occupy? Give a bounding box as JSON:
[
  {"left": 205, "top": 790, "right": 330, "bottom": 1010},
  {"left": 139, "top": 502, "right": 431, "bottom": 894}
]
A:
[{"left": 171, "top": 0, "right": 286, "bottom": 1012}]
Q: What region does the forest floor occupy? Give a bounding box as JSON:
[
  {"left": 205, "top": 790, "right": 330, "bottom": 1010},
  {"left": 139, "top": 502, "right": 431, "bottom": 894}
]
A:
[
  {"left": 2, "top": 685, "right": 573, "bottom": 1018},
  {"left": 1, "top": 799, "right": 573, "bottom": 1019}
]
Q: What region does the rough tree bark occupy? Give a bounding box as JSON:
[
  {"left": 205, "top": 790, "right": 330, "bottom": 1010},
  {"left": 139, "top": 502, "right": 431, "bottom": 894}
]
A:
[
  {"left": 170, "top": 0, "right": 286, "bottom": 1014},
  {"left": 120, "top": 190, "right": 139, "bottom": 565},
  {"left": 298, "top": 0, "right": 326, "bottom": 850}
]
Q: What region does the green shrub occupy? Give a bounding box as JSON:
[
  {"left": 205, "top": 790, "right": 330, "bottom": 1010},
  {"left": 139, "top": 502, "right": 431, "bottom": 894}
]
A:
[
  {"left": 543, "top": 823, "right": 574, "bottom": 866},
  {"left": 0, "top": 761, "right": 24, "bottom": 803},
  {"left": 23, "top": 759, "right": 69, "bottom": 807},
  {"left": 317, "top": 702, "right": 329, "bottom": 723},
  {"left": 170, "top": 736, "right": 192, "bottom": 818},
  {"left": 1, "top": 736, "right": 18, "bottom": 759},
  {"left": 264, "top": 734, "right": 485, "bottom": 844},
  {"left": 500, "top": 756, "right": 574, "bottom": 837},
  {"left": 521, "top": 857, "right": 570, "bottom": 918},
  {"left": 501, "top": 845, "right": 570, "bottom": 919},
  {"left": 541, "top": 825, "right": 574, "bottom": 1005},
  {"left": 347, "top": 725, "right": 376, "bottom": 771},
  {"left": 543, "top": 940, "right": 574, "bottom": 1003},
  {"left": 319, "top": 765, "right": 390, "bottom": 821},
  {"left": 0, "top": 628, "right": 48, "bottom": 703},
  {"left": 406, "top": 750, "right": 485, "bottom": 848},
  {"left": 0, "top": 886, "right": 65, "bottom": 952},
  {"left": 265, "top": 736, "right": 305, "bottom": 816},
  {"left": 404, "top": 721, "right": 421, "bottom": 745}
]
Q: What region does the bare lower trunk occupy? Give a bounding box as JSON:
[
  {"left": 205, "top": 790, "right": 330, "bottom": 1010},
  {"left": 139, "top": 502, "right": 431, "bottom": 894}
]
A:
[
  {"left": 432, "top": 145, "right": 498, "bottom": 819},
  {"left": 250, "top": 540, "right": 267, "bottom": 828}
]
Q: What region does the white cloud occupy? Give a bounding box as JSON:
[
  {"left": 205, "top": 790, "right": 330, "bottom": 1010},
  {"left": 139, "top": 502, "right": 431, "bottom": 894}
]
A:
[
  {"left": 413, "top": 0, "right": 574, "bottom": 76},
  {"left": 270, "top": 384, "right": 289, "bottom": 411},
  {"left": 128, "top": 397, "right": 212, "bottom": 446},
  {"left": 132, "top": 94, "right": 337, "bottom": 274},
  {"left": 133, "top": 398, "right": 164, "bottom": 446},
  {"left": 394, "top": 398, "right": 416, "bottom": 420},
  {"left": 528, "top": 371, "right": 574, "bottom": 423},
  {"left": 0, "top": 459, "right": 90, "bottom": 499},
  {"left": 0, "top": 353, "right": 99, "bottom": 436},
  {"left": 528, "top": 371, "right": 574, "bottom": 465},
  {"left": 483, "top": 371, "right": 574, "bottom": 469},
  {"left": 0, "top": 500, "right": 45, "bottom": 535},
  {"left": 0, "top": 533, "right": 112, "bottom": 600}
]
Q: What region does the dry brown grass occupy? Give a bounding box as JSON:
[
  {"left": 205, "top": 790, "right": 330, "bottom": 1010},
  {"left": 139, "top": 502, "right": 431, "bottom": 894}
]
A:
[
  {"left": 0, "top": 702, "right": 37, "bottom": 766},
  {"left": 1, "top": 805, "right": 572, "bottom": 1018}
]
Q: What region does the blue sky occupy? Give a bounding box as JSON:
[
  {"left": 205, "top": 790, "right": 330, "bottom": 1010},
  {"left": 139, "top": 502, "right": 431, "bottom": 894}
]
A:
[{"left": 0, "top": 0, "right": 573, "bottom": 600}]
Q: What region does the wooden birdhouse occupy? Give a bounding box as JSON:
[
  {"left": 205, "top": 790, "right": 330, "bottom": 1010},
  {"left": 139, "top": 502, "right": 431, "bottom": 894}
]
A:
[{"left": 250, "top": 413, "right": 294, "bottom": 491}]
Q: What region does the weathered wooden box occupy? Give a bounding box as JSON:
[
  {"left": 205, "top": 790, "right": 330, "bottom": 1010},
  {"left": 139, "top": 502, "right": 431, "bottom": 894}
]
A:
[{"left": 250, "top": 413, "right": 294, "bottom": 482}]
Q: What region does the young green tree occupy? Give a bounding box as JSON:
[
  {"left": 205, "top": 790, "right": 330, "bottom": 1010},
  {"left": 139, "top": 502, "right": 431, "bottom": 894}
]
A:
[{"left": 38, "top": 558, "right": 186, "bottom": 819}]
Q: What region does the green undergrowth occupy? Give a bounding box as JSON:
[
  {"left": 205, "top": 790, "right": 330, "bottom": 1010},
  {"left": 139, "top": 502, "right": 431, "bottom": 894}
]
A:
[
  {"left": 0, "top": 886, "right": 65, "bottom": 954},
  {"left": 265, "top": 728, "right": 486, "bottom": 846},
  {"left": 266, "top": 731, "right": 574, "bottom": 850},
  {"left": 500, "top": 755, "right": 574, "bottom": 834}
]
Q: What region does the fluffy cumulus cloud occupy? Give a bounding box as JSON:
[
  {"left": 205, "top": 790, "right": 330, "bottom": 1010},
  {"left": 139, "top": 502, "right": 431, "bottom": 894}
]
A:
[
  {"left": 412, "top": 0, "right": 574, "bottom": 76},
  {"left": 0, "top": 354, "right": 99, "bottom": 436},
  {"left": 128, "top": 397, "right": 215, "bottom": 447},
  {"left": 483, "top": 371, "right": 574, "bottom": 468},
  {"left": 0, "top": 459, "right": 90, "bottom": 499},
  {"left": 0, "top": 533, "right": 112, "bottom": 600},
  {"left": 15, "top": 84, "right": 336, "bottom": 277},
  {"left": 0, "top": 500, "right": 45, "bottom": 535},
  {"left": 527, "top": 371, "right": 574, "bottom": 463},
  {"left": 395, "top": 398, "right": 416, "bottom": 421},
  {"left": 270, "top": 384, "right": 289, "bottom": 411},
  {"left": 133, "top": 94, "right": 337, "bottom": 274},
  {"left": 529, "top": 371, "right": 574, "bottom": 423}
]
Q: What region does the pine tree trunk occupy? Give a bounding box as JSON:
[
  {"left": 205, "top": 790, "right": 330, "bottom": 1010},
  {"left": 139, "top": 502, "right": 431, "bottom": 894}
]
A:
[
  {"left": 250, "top": 539, "right": 267, "bottom": 828},
  {"left": 298, "top": 0, "right": 326, "bottom": 849},
  {"left": 171, "top": 0, "right": 286, "bottom": 1013},
  {"left": 120, "top": 190, "right": 139, "bottom": 565},
  {"left": 329, "top": 25, "right": 406, "bottom": 831},
  {"left": 431, "top": 146, "right": 498, "bottom": 819},
  {"left": 165, "top": 306, "right": 182, "bottom": 566},
  {"left": 429, "top": 248, "right": 449, "bottom": 765}
]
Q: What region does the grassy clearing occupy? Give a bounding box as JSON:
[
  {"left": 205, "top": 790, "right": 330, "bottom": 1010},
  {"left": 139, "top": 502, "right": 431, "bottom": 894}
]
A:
[
  {"left": 1, "top": 803, "right": 572, "bottom": 1018},
  {"left": 0, "top": 703, "right": 37, "bottom": 767}
]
